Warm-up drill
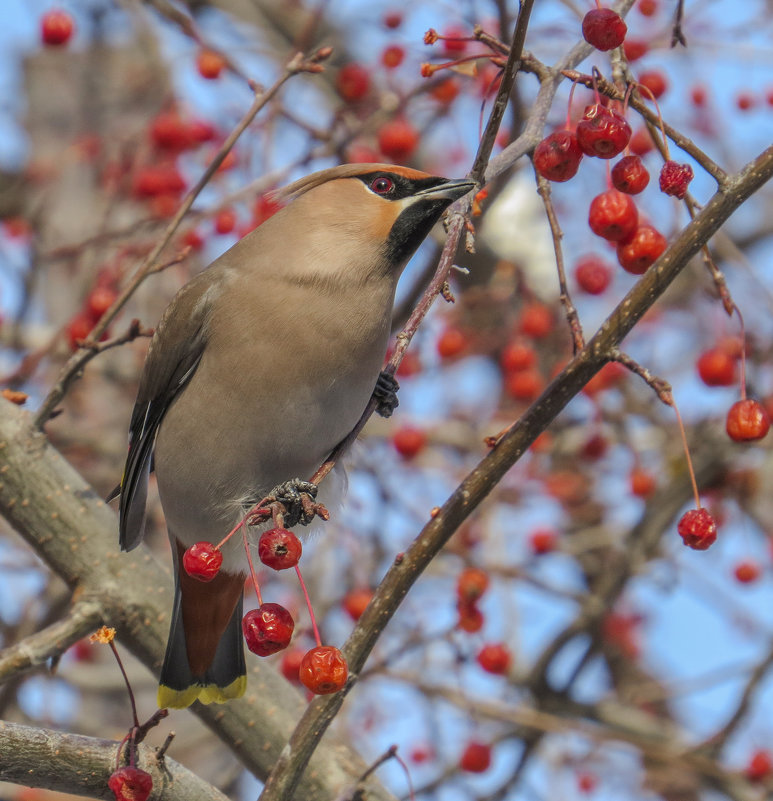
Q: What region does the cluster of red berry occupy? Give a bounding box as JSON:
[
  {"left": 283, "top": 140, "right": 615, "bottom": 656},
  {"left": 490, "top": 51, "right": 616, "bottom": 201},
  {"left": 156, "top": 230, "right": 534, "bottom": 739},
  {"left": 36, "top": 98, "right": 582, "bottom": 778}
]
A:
[{"left": 183, "top": 527, "right": 348, "bottom": 695}]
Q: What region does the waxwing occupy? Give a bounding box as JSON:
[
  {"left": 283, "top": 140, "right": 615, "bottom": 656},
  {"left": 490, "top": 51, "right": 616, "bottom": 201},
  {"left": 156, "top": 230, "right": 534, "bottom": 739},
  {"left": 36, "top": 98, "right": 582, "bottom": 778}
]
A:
[{"left": 115, "top": 163, "right": 474, "bottom": 708}]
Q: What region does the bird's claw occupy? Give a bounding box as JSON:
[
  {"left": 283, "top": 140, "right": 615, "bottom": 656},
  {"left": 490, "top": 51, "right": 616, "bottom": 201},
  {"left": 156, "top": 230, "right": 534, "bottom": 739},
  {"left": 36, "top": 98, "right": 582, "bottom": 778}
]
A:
[
  {"left": 373, "top": 371, "right": 400, "bottom": 418},
  {"left": 266, "top": 478, "right": 321, "bottom": 528}
]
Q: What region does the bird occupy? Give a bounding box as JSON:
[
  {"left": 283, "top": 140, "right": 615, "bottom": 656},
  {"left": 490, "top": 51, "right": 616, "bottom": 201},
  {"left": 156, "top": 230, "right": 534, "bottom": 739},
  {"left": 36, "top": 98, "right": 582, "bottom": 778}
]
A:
[{"left": 115, "top": 162, "right": 475, "bottom": 709}]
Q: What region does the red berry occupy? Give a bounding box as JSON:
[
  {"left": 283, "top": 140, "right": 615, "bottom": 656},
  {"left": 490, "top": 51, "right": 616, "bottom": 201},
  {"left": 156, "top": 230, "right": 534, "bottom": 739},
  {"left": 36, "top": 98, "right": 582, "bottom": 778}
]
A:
[
  {"left": 299, "top": 645, "right": 348, "bottom": 694},
  {"left": 378, "top": 118, "right": 419, "bottom": 162},
  {"left": 476, "top": 643, "right": 511, "bottom": 674},
  {"left": 505, "top": 368, "right": 545, "bottom": 401},
  {"left": 638, "top": 70, "right": 668, "bottom": 99},
  {"left": 197, "top": 49, "right": 226, "bottom": 79},
  {"left": 616, "top": 224, "right": 667, "bottom": 274},
  {"left": 500, "top": 340, "right": 537, "bottom": 372},
  {"left": 280, "top": 647, "right": 305, "bottom": 683},
  {"left": 86, "top": 286, "right": 117, "bottom": 322},
  {"left": 746, "top": 749, "right": 773, "bottom": 782},
  {"left": 67, "top": 313, "right": 94, "bottom": 350},
  {"left": 530, "top": 528, "right": 557, "bottom": 554},
  {"left": 576, "top": 104, "right": 631, "bottom": 159},
  {"left": 150, "top": 110, "right": 194, "bottom": 152},
  {"left": 457, "top": 567, "right": 489, "bottom": 603},
  {"left": 582, "top": 361, "right": 627, "bottom": 397},
  {"left": 459, "top": 741, "right": 492, "bottom": 773},
  {"left": 629, "top": 467, "right": 656, "bottom": 498},
  {"left": 108, "top": 767, "right": 153, "bottom": 801},
  {"left": 611, "top": 154, "right": 650, "bottom": 194},
  {"left": 132, "top": 164, "right": 186, "bottom": 198},
  {"left": 519, "top": 302, "right": 553, "bottom": 338},
  {"left": 696, "top": 347, "right": 737, "bottom": 387},
  {"left": 581, "top": 8, "right": 627, "bottom": 51},
  {"left": 41, "top": 9, "right": 74, "bottom": 46},
  {"left": 659, "top": 160, "right": 694, "bottom": 199},
  {"left": 214, "top": 207, "right": 237, "bottom": 235},
  {"left": 533, "top": 131, "right": 583, "bottom": 182},
  {"left": 574, "top": 255, "right": 613, "bottom": 294},
  {"left": 437, "top": 326, "right": 466, "bottom": 358},
  {"left": 392, "top": 425, "right": 427, "bottom": 459},
  {"left": 736, "top": 92, "right": 755, "bottom": 111},
  {"left": 182, "top": 541, "right": 223, "bottom": 581},
  {"left": 578, "top": 771, "right": 598, "bottom": 793},
  {"left": 336, "top": 63, "right": 370, "bottom": 102},
  {"left": 383, "top": 10, "right": 403, "bottom": 29},
  {"left": 442, "top": 25, "right": 468, "bottom": 54},
  {"left": 637, "top": 0, "right": 658, "bottom": 15},
  {"left": 253, "top": 194, "right": 282, "bottom": 226},
  {"left": 430, "top": 78, "right": 460, "bottom": 104},
  {"left": 629, "top": 126, "right": 655, "bottom": 156},
  {"left": 623, "top": 38, "right": 648, "bottom": 61},
  {"left": 381, "top": 44, "right": 405, "bottom": 69},
  {"left": 189, "top": 119, "right": 216, "bottom": 143},
  {"left": 691, "top": 85, "right": 708, "bottom": 107},
  {"left": 342, "top": 587, "right": 373, "bottom": 621},
  {"left": 456, "top": 601, "right": 484, "bottom": 632},
  {"left": 242, "top": 603, "right": 295, "bottom": 656},
  {"left": 677, "top": 508, "right": 717, "bottom": 550},
  {"left": 183, "top": 228, "right": 204, "bottom": 251},
  {"left": 734, "top": 560, "right": 761, "bottom": 584},
  {"left": 726, "top": 399, "right": 770, "bottom": 441},
  {"left": 258, "top": 527, "right": 302, "bottom": 570},
  {"left": 589, "top": 190, "right": 638, "bottom": 242}
]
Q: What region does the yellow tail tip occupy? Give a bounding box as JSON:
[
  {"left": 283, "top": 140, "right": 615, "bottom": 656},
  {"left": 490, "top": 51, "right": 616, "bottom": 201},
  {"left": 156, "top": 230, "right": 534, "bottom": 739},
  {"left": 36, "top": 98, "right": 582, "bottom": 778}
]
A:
[{"left": 157, "top": 675, "right": 247, "bottom": 710}]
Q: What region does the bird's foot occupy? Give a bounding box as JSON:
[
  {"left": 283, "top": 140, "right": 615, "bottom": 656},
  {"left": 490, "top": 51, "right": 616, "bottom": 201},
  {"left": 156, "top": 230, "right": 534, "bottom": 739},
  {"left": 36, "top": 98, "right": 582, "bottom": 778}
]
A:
[
  {"left": 373, "top": 371, "right": 400, "bottom": 418},
  {"left": 265, "top": 479, "right": 327, "bottom": 529}
]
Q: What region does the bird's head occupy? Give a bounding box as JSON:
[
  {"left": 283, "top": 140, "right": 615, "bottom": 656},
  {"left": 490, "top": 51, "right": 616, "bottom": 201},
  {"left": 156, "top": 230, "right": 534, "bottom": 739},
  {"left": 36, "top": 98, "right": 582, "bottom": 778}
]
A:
[{"left": 271, "top": 164, "right": 476, "bottom": 281}]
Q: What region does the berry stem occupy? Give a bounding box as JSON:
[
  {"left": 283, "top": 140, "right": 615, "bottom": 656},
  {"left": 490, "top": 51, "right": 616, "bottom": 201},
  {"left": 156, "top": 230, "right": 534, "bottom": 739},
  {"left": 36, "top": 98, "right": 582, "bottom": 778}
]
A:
[
  {"left": 634, "top": 81, "right": 670, "bottom": 159},
  {"left": 295, "top": 564, "right": 322, "bottom": 648},
  {"left": 216, "top": 517, "right": 245, "bottom": 551},
  {"left": 243, "top": 528, "right": 263, "bottom": 606},
  {"left": 671, "top": 399, "right": 702, "bottom": 509},
  {"left": 565, "top": 78, "right": 580, "bottom": 131},
  {"left": 108, "top": 640, "right": 140, "bottom": 730},
  {"left": 733, "top": 304, "right": 748, "bottom": 401}
]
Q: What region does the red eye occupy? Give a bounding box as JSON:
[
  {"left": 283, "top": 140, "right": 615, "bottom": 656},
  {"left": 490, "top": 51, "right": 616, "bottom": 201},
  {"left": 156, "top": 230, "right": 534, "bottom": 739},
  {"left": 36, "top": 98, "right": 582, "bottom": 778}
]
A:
[{"left": 371, "top": 176, "right": 394, "bottom": 194}]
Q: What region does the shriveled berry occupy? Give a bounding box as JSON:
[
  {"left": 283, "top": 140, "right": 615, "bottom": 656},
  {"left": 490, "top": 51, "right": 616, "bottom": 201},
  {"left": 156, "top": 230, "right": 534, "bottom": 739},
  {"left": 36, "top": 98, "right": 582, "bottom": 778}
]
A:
[
  {"left": 258, "top": 527, "right": 302, "bottom": 570},
  {"left": 456, "top": 567, "right": 489, "bottom": 603},
  {"left": 677, "top": 508, "right": 717, "bottom": 550},
  {"left": 108, "top": 766, "right": 153, "bottom": 801},
  {"left": 616, "top": 224, "right": 667, "bottom": 274},
  {"left": 589, "top": 190, "right": 638, "bottom": 242},
  {"left": 726, "top": 399, "right": 770, "bottom": 441},
  {"left": 611, "top": 155, "right": 650, "bottom": 194},
  {"left": 576, "top": 104, "right": 631, "bottom": 159},
  {"left": 299, "top": 645, "right": 348, "bottom": 694},
  {"left": 459, "top": 741, "right": 492, "bottom": 772},
  {"left": 533, "top": 131, "right": 583, "bottom": 182},
  {"left": 659, "top": 160, "right": 694, "bottom": 199},
  {"left": 582, "top": 8, "right": 627, "bottom": 51},
  {"left": 696, "top": 347, "right": 737, "bottom": 386},
  {"left": 476, "top": 642, "right": 511, "bottom": 674},
  {"left": 574, "top": 255, "right": 613, "bottom": 294},
  {"left": 41, "top": 9, "right": 74, "bottom": 46},
  {"left": 336, "top": 63, "right": 370, "bottom": 102},
  {"left": 182, "top": 541, "right": 223, "bottom": 582},
  {"left": 242, "top": 603, "right": 294, "bottom": 656}
]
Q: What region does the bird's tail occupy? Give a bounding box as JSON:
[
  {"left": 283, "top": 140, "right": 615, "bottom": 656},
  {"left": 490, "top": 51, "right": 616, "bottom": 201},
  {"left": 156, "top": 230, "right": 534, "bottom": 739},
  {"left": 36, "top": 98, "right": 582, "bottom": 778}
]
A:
[{"left": 157, "top": 540, "right": 247, "bottom": 709}]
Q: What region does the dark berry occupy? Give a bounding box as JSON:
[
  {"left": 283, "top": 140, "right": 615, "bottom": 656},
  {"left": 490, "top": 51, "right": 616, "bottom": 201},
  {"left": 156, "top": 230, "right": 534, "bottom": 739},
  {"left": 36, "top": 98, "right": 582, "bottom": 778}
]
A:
[{"left": 659, "top": 160, "right": 694, "bottom": 199}]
